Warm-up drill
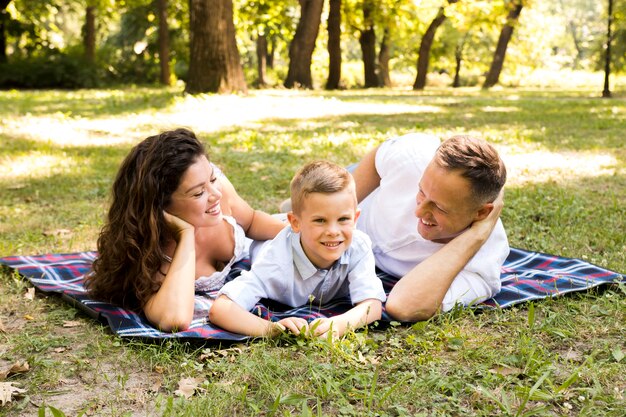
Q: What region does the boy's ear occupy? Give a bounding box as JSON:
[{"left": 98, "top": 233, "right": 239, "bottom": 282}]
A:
[
  {"left": 473, "top": 203, "right": 493, "bottom": 222},
  {"left": 287, "top": 211, "right": 300, "bottom": 232},
  {"left": 354, "top": 207, "right": 361, "bottom": 223}
]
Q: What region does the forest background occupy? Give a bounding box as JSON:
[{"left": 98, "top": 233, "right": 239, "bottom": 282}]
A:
[{"left": 0, "top": 0, "right": 624, "bottom": 94}]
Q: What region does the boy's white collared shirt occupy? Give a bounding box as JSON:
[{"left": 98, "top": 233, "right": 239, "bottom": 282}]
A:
[{"left": 218, "top": 226, "right": 386, "bottom": 312}]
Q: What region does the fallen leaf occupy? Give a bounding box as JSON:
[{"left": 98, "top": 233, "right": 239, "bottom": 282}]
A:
[
  {"left": 0, "top": 382, "right": 26, "bottom": 405},
  {"left": 53, "top": 347, "right": 67, "bottom": 353},
  {"left": 62, "top": 320, "right": 83, "bottom": 328},
  {"left": 24, "top": 287, "right": 35, "bottom": 301},
  {"left": 489, "top": 366, "right": 524, "bottom": 377},
  {"left": 24, "top": 314, "right": 34, "bottom": 321},
  {"left": 0, "top": 362, "right": 30, "bottom": 381},
  {"left": 174, "top": 377, "right": 203, "bottom": 399},
  {"left": 149, "top": 379, "right": 162, "bottom": 393}
]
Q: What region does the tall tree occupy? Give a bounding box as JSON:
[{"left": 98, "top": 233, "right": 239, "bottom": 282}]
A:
[
  {"left": 413, "top": 0, "right": 458, "bottom": 90},
  {"left": 359, "top": 0, "right": 379, "bottom": 87},
  {"left": 602, "top": 0, "right": 613, "bottom": 97},
  {"left": 284, "top": 0, "right": 324, "bottom": 89},
  {"left": 326, "top": 0, "right": 342, "bottom": 90},
  {"left": 0, "top": 0, "right": 11, "bottom": 63},
  {"left": 157, "top": 0, "right": 170, "bottom": 85},
  {"left": 377, "top": 27, "right": 391, "bottom": 87},
  {"left": 186, "top": 0, "right": 246, "bottom": 94},
  {"left": 84, "top": 5, "right": 96, "bottom": 63},
  {"left": 483, "top": 0, "right": 524, "bottom": 89},
  {"left": 256, "top": 34, "right": 268, "bottom": 87}
]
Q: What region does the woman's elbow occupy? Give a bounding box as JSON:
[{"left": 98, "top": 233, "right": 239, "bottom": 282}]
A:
[{"left": 148, "top": 312, "right": 192, "bottom": 333}]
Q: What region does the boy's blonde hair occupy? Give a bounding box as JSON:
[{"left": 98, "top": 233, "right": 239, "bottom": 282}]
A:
[{"left": 290, "top": 161, "right": 356, "bottom": 214}]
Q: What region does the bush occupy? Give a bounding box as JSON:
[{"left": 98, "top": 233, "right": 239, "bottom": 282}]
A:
[{"left": 0, "top": 51, "right": 103, "bottom": 89}]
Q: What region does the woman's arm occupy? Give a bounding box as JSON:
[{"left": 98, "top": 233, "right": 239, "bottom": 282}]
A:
[
  {"left": 143, "top": 212, "right": 196, "bottom": 332},
  {"left": 219, "top": 176, "right": 285, "bottom": 240}
]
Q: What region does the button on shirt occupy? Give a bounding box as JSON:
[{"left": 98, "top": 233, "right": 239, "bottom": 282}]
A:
[
  {"left": 218, "top": 226, "right": 387, "bottom": 312},
  {"left": 356, "top": 133, "right": 510, "bottom": 311}
]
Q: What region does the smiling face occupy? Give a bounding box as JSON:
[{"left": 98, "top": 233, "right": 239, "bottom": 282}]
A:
[
  {"left": 288, "top": 189, "right": 360, "bottom": 270},
  {"left": 415, "top": 161, "right": 489, "bottom": 243},
  {"left": 166, "top": 156, "right": 223, "bottom": 228}
]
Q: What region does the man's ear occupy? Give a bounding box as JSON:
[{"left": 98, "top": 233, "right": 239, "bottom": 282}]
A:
[
  {"left": 287, "top": 211, "right": 300, "bottom": 232},
  {"left": 474, "top": 203, "right": 493, "bottom": 222}
]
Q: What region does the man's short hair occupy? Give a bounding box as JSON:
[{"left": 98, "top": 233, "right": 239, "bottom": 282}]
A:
[
  {"left": 290, "top": 161, "right": 356, "bottom": 214},
  {"left": 434, "top": 135, "right": 507, "bottom": 204}
]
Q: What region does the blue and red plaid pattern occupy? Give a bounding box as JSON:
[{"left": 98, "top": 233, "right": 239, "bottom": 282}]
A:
[{"left": 0, "top": 248, "right": 622, "bottom": 340}]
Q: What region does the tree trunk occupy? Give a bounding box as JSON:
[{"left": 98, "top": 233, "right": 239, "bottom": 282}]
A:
[
  {"left": 84, "top": 5, "right": 96, "bottom": 63},
  {"left": 267, "top": 36, "right": 275, "bottom": 69},
  {"left": 378, "top": 28, "right": 391, "bottom": 87},
  {"left": 158, "top": 0, "right": 171, "bottom": 85},
  {"left": 0, "top": 0, "right": 11, "bottom": 64},
  {"left": 483, "top": 1, "right": 524, "bottom": 89},
  {"left": 186, "top": 0, "right": 247, "bottom": 94},
  {"left": 413, "top": 6, "right": 447, "bottom": 90},
  {"left": 256, "top": 34, "right": 267, "bottom": 87},
  {"left": 360, "top": 2, "right": 379, "bottom": 88},
  {"left": 453, "top": 43, "right": 462, "bottom": 87},
  {"left": 284, "top": 0, "right": 324, "bottom": 89},
  {"left": 325, "top": 0, "right": 342, "bottom": 90},
  {"left": 602, "top": 0, "right": 613, "bottom": 98}
]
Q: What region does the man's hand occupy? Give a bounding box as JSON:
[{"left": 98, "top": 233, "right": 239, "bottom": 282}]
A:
[{"left": 470, "top": 190, "right": 504, "bottom": 236}]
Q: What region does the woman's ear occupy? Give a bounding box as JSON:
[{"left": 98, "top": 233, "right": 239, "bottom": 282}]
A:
[{"left": 287, "top": 211, "right": 301, "bottom": 232}]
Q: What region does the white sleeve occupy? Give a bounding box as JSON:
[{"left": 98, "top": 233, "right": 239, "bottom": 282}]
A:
[{"left": 347, "top": 232, "right": 387, "bottom": 304}]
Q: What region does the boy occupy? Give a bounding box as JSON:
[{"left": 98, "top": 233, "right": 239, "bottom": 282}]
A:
[{"left": 209, "top": 161, "right": 386, "bottom": 338}]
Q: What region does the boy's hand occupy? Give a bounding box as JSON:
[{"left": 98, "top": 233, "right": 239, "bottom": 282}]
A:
[
  {"left": 310, "top": 317, "right": 339, "bottom": 339},
  {"left": 275, "top": 317, "right": 309, "bottom": 336}
]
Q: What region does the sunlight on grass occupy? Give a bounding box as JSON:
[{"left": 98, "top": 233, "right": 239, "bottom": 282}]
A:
[
  {"left": 502, "top": 149, "right": 620, "bottom": 186},
  {"left": 0, "top": 152, "right": 76, "bottom": 180}
]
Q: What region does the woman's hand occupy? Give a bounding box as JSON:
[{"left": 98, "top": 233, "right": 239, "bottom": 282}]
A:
[{"left": 163, "top": 211, "right": 194, "bottom": 241}]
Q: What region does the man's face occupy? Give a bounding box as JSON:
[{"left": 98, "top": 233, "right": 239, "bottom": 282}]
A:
[{"left": 415, "top": 161, "right": 485, "bottom": 243}]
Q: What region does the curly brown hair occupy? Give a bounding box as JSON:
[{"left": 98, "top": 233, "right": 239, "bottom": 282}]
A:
[{"left": 85, "top": 128, "right": 207, "bottom": 310}]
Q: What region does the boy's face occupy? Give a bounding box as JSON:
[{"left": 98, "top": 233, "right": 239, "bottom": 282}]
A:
[
  {"left": 288, "top": 189, "right": 360, "bottom": 270},
  {"left": 415, "top": 161, "right": 490, "bottom": 243}
]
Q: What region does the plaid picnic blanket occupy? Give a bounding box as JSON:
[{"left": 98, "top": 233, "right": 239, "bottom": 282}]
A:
[{"left": 0, "top": 248, "right": 622, "bottom": 341}]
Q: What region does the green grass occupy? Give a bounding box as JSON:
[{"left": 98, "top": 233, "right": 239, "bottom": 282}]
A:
[{"left": 0, "top": 84, "right": 624, "bottom": 416}]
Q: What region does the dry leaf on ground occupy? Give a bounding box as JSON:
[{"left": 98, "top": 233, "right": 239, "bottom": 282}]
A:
[
  {"left": 0, "top": 382, "right": 27, "bottom": 405},
  {"left": 0, "top": 362, "right": 30, "bottom": 380},
  {"left": 62, "top": 320, "right": 83, "bottom": 328},
  {"left": 43, "top": 229, "right": 73, "bottom": 237},
  {"left": 174, "top": 377, "right": 203, "bottom": 399},
  {"left": 24, "top": 287, "right": 35, "bottom": 301}
]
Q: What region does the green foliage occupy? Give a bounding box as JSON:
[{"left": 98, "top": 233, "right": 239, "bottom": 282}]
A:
[{"left": 0, "top": 49, "right": 102, "bottom": 88}]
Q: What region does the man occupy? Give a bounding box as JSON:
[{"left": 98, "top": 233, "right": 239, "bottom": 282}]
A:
[{"left": 352, "top": 133, "right": 508, "bottom": 322}]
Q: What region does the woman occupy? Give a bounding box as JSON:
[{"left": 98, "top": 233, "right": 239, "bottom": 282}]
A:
[{"left": 86, "top": 128, "right": 285, "bottom": 331}]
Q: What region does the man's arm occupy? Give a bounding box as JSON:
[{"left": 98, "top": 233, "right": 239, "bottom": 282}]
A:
[
  {"left": 385, "top": 193, "right": 504, "bottom": 322},
  {"left": 351, "top": 146, "right": 381, "bottom": 203}
]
